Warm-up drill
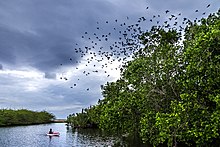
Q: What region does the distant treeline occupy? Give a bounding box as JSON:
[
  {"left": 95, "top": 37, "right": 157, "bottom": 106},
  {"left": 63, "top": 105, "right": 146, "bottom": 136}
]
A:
[{"left": 0, "top": 109, "right": 55, "bottom": 126}]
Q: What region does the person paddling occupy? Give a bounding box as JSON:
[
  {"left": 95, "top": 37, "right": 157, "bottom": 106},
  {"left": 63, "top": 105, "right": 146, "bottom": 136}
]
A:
[{"left": 49, "top": 128, "right": 53, "bottom": 134}]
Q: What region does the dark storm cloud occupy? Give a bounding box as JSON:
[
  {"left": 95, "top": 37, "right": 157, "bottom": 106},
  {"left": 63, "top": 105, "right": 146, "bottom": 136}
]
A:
[
  {"left": 0, "top": 0, "right": 115, "bottom": 73},
  {"left": 0, "top": 25, "right": 18, "bottom": 65}
]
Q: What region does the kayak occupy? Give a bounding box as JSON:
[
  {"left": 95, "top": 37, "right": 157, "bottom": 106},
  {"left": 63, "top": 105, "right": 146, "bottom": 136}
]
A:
[{"left": 46, "top": 132, "right": 60, "bottom": 136}]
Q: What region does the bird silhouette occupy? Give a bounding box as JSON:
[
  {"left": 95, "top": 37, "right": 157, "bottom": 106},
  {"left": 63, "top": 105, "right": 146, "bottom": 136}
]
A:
[{"left": 58, "top": 2, "right": 213, "bottom": 93}]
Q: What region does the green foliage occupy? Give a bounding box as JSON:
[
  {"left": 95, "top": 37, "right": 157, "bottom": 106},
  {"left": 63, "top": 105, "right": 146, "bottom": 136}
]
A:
[
  {"left": 140, "top": 10, "right": 220, "bottom": 146},
  {"left": 68, "top": 9, "right": 220, "bottom": 146},
  {"left": 66, "top": 106, "right": 99, "bottom": 128},
  {"left": 0, "top": 109, "right": 55, "bottom": 126}
]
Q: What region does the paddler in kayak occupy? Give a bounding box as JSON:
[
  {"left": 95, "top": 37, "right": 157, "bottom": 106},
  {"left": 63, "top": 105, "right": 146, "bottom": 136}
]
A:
[{"left": 48, "top": 128, "right": 53, "bottom": 134}]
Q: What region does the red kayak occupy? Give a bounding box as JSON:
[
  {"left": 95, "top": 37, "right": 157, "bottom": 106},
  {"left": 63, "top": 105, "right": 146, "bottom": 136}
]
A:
[{"left": 46, "top": 132, "right": 60, "bottom": 136}]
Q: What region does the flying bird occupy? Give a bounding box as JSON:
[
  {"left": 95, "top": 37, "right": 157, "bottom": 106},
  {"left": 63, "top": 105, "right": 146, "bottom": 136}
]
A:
[{"left": 60, "top": 2, "right": 213, "bottom": 92}]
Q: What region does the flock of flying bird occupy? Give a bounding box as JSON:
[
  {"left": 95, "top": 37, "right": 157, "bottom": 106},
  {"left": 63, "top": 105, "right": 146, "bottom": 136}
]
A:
[{"left": 59, "top": 3, "right": 212, "bottom": 91}]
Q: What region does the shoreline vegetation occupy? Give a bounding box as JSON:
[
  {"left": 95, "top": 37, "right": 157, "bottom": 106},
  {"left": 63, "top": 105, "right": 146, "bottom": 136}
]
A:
[
  {"left": 66, "top": 9, "right": 220, "bottom": 146},
  {"left": 0, "top": 109, "right": 55, "bottom": 127}
]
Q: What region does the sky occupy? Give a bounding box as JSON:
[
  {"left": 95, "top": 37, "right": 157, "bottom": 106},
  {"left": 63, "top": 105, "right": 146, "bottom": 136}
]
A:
[{"left": 0, "top": 0, "right": 219, "bottom": 118}]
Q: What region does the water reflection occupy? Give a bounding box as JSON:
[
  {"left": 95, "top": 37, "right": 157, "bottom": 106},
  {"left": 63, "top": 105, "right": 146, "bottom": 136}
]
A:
[
  {"left": 66, "top": 126, "right": 116, "bottom": 146},
  {"left": 69, "top": 127, "right": 150, "bottom": 147},
  {"left": 72, "top": 128, "right": 116, "bottom": 146}
]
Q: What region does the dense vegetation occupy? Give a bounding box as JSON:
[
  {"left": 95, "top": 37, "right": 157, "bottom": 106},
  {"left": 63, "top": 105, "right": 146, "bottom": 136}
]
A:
[
  {"left": 67, "top": 9, "right": 220, "bottom": 146},
  {"left": 0, "top": 109, "right": 55, "bottom": 126}
]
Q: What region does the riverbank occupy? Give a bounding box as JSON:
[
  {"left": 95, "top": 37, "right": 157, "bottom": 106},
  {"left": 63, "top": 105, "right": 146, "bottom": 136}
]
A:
[
  {"left": 51, "top": 119, "right": 67, "bottom": 123},
  {"left": 0, "top": 109, "right": 55, "bottom": 127}
]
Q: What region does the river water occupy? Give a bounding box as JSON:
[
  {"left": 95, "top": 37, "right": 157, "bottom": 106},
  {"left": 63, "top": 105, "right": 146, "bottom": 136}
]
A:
[
  {"left": 0, "top": 123, "right": 118, "bottom": 147},
  {"left": 0, "top": 123, "right": 150, "bottom": 147}
]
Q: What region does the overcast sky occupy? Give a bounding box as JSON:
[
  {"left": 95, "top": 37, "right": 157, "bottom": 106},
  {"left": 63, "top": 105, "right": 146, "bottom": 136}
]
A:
[{"left": 0, "top": 0, "right": 219, "bottom": 118}]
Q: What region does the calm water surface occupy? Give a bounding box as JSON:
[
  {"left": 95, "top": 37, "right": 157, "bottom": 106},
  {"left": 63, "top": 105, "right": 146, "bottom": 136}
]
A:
[{"left": 0, "top": 123, "right": 118, "bottom": 147}]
